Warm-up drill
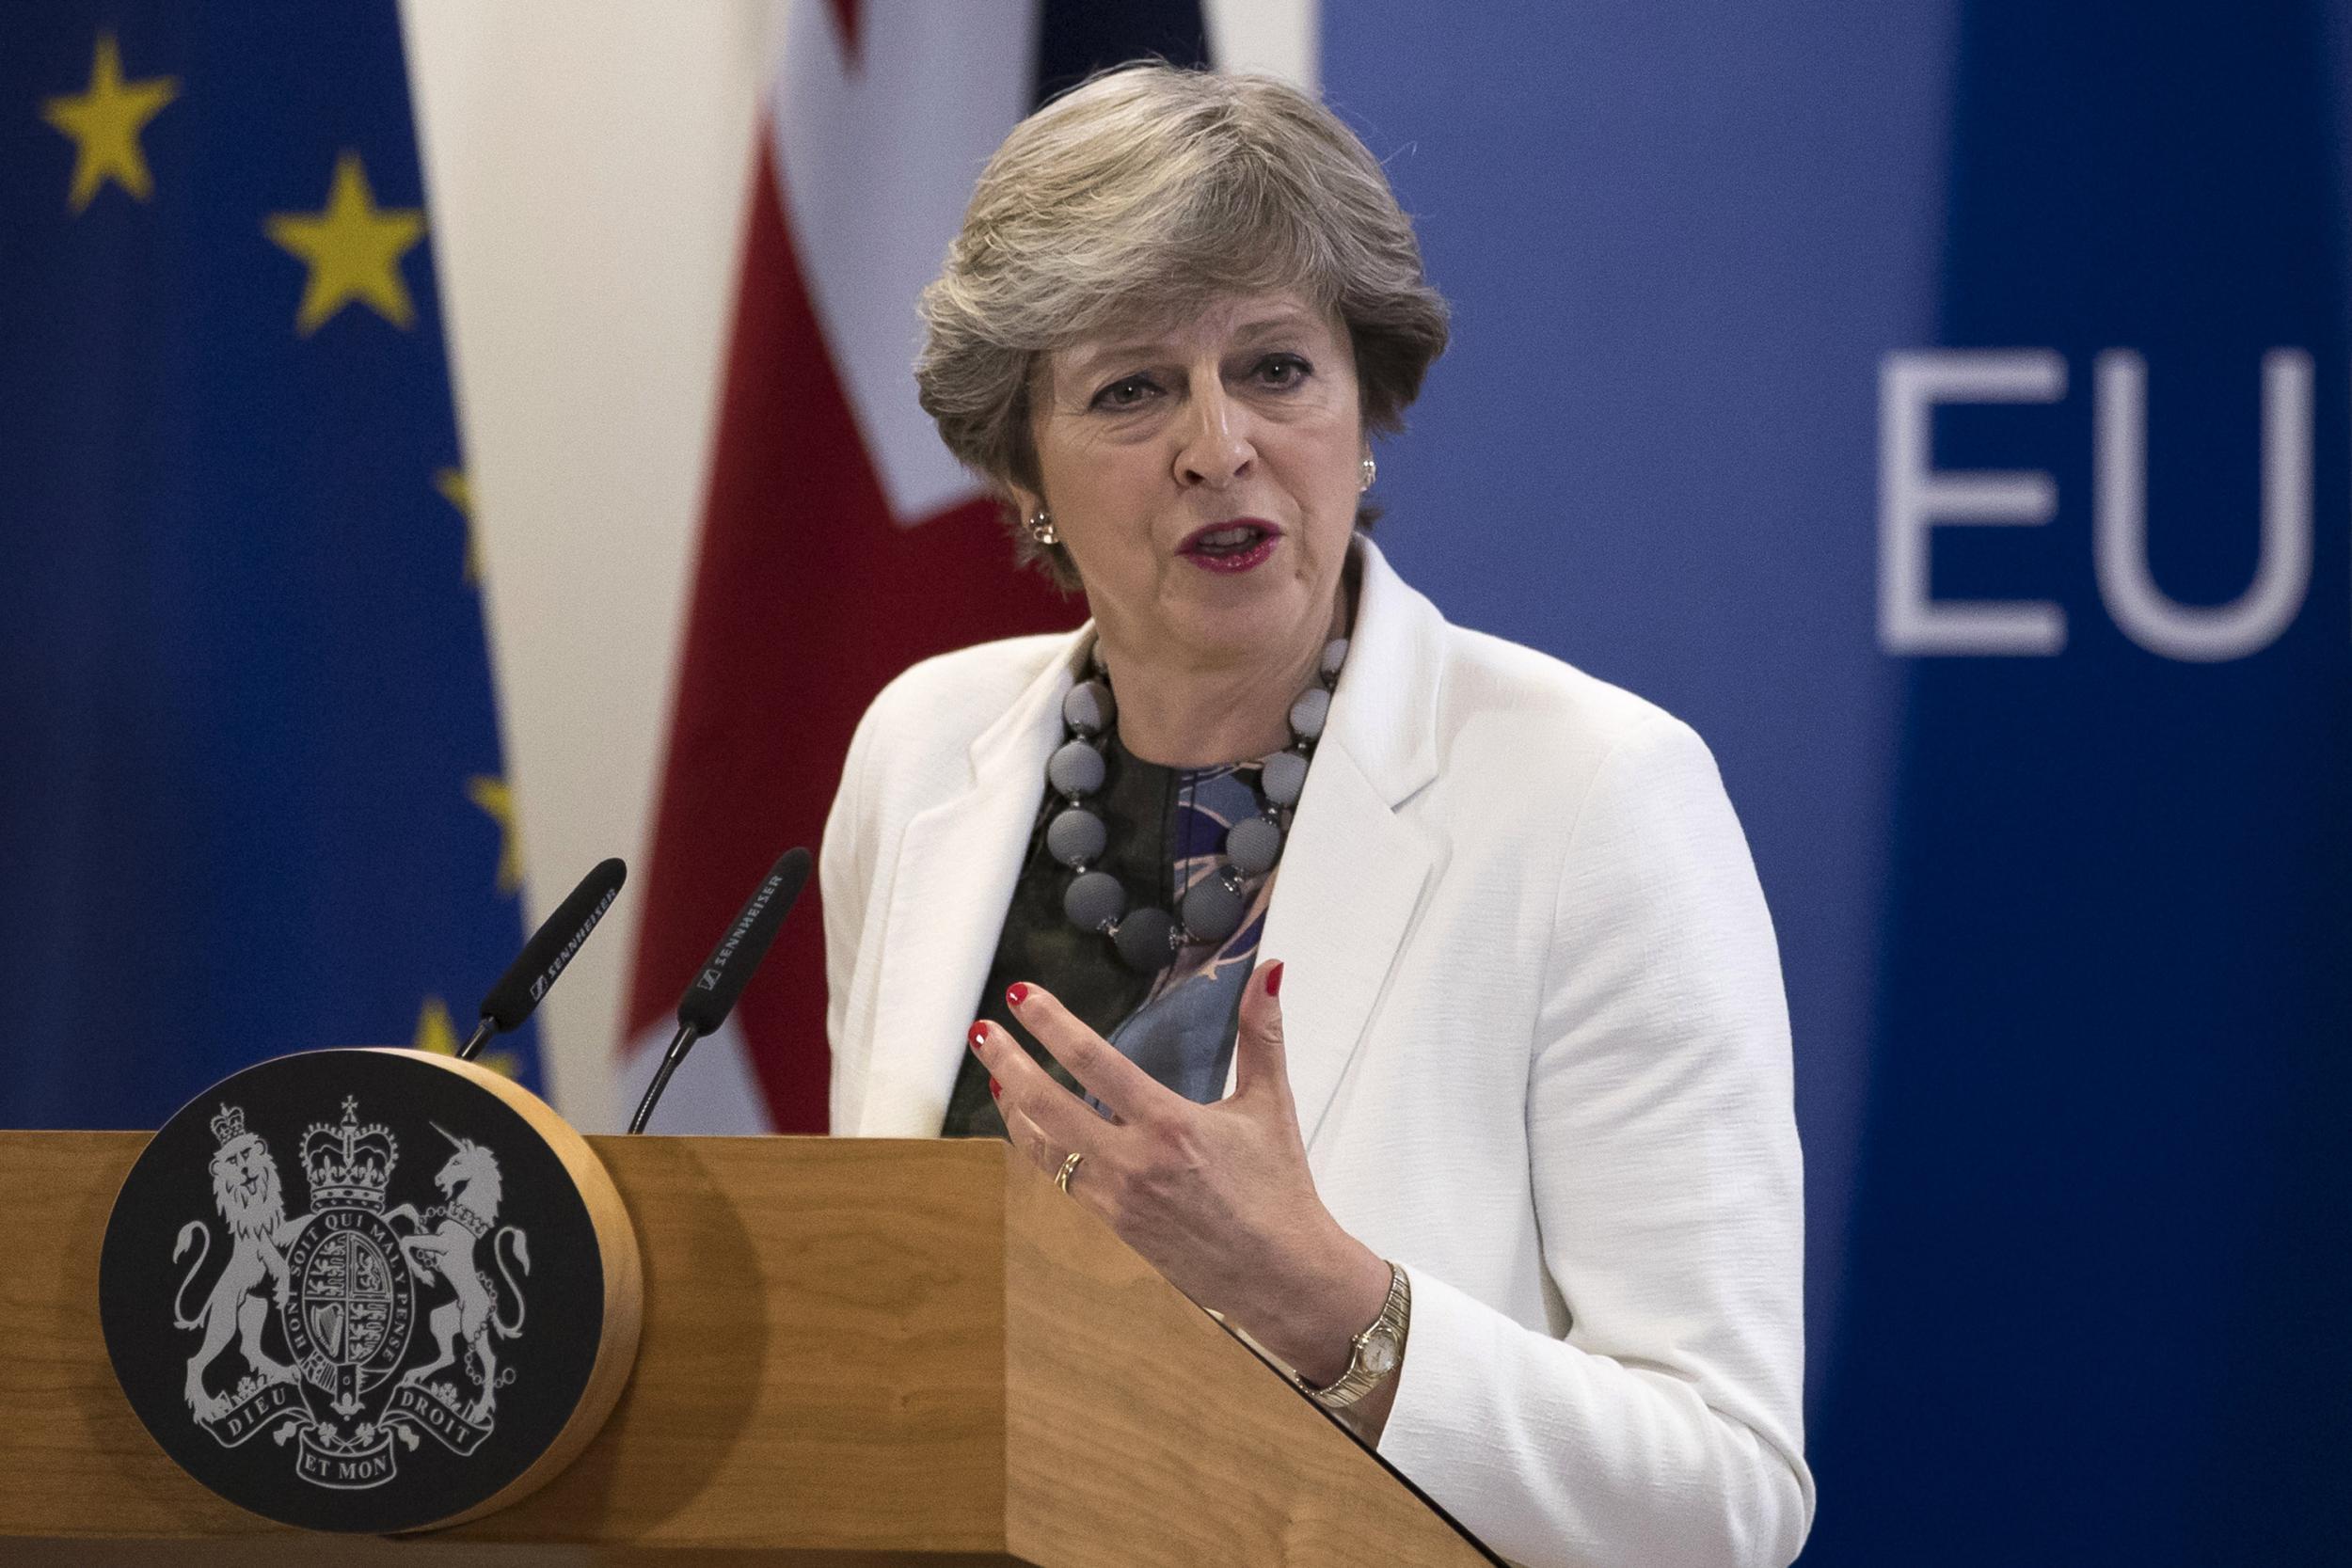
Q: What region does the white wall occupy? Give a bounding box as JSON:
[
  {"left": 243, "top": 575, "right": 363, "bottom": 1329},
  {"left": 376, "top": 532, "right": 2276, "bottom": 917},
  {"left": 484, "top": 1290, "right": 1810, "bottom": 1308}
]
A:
[{"left": 401, "top": 0, "right": 1315, "bottom": 1130}]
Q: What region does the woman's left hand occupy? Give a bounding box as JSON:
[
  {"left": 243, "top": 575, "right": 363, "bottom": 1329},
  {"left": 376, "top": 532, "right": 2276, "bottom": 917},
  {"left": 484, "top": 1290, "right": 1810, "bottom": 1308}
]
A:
[{"left": 970, "top": 959, "right": 1392, "bottom": 1389}]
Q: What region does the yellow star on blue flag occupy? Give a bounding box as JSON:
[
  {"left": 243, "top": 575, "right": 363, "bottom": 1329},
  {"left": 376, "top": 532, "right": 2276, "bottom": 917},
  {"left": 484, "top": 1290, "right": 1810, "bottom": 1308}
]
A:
[
  {"left": 437, "top": 467, "right": 481, "bottom": 582},
  {"left": 469, "top": 776, "right": 524, "bottom": 896},
  {"left": 40, "top": 31, "right": 179, "bottom": 213},
  {"left": 265, "top": 151, "right": 425, "bottom": 335}
]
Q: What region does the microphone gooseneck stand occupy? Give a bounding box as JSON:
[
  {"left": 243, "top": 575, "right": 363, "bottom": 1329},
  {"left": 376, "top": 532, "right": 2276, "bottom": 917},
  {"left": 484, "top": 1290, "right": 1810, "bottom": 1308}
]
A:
[{"left": 627, "top": 846, "right": 812, "bottom": 1134}]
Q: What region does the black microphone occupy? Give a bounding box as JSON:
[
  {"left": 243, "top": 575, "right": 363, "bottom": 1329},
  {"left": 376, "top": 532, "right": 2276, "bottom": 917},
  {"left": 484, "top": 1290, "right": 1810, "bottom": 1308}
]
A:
[
  {"left": 457, "top": 857, "right": 628, "bottom": 1062},
  {"left": 628, "top": 847, "right": 813, "bottom": 1133}
]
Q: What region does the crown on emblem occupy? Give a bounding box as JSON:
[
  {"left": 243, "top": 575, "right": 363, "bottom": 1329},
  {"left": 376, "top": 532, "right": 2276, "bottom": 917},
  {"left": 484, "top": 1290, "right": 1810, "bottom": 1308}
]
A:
[
  {"left": 300, "top": 1096, "right": 398, "bottom": 1210},
  {"left": 210, "top": 1102, "right": 247, "bottom": 1146}
]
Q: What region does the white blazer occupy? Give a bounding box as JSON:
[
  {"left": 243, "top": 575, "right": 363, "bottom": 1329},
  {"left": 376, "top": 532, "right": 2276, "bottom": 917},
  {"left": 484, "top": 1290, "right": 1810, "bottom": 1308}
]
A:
[{"left": 821, "top": 538, "right": 1814, "bottom": 1568}]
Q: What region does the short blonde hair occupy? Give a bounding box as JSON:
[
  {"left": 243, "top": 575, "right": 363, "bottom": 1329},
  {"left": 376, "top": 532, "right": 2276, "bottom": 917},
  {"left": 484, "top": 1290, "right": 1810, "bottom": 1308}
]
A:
[{"left": 915, "top": 63, "right": 1450, "bottom": 584}]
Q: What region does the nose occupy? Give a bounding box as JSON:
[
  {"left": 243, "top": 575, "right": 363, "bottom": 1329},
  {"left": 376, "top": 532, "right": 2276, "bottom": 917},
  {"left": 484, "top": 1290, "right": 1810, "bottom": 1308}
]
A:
[{"left": 1174, "top": 378, "right": 1254, "bottom": 489}]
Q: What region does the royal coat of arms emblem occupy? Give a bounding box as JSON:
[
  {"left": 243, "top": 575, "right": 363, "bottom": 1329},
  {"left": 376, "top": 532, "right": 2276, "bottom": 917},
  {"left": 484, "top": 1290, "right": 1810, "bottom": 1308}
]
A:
[
  {"left": 170, "top": 1096, "right": 530, "bottom": 1488},
  {"left": 100, "top": 1048, "right": 637, "bottom": 1534}
]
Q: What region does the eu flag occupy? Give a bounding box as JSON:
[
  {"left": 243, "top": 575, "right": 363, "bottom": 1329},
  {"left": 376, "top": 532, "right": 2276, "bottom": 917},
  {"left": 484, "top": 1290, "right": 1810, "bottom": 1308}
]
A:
[{"left": 1, "top": 4, "right": 542, "bottom": 1126}]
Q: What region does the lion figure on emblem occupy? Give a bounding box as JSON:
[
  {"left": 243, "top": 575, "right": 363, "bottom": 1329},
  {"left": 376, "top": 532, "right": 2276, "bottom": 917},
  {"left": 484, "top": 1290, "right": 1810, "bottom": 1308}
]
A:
[
  {"left": 386, "top": 1124, "right": 530, "bottom": 1423},
  {"left": 172, "top": 1105, "right": 310, "bottom": 1419}
]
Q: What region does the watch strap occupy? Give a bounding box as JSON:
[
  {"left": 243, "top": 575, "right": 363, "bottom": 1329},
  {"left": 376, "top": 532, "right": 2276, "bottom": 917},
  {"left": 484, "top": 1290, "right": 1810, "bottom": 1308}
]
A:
[{"left": 1303, "top": 1260, "right": 1411, "bottom": 1412}]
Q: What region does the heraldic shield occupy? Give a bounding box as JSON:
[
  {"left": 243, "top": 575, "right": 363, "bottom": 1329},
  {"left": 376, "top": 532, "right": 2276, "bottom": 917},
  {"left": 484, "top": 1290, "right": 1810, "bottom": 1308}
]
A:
[{"left": 98, "top": 1049, "right": 642, "bottom": 1534}]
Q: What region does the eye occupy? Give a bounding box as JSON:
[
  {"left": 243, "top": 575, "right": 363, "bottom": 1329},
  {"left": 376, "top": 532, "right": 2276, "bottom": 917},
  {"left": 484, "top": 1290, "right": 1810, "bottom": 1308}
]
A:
[
  {"left": 1090, "top": 374, "right": 1160, "bottom": 410},
  {"left": 1255, "top": 354, "right": 1311, "bottom": 388}
]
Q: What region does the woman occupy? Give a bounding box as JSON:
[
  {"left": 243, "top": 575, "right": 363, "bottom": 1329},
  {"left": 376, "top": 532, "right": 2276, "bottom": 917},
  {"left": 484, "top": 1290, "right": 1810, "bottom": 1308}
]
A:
[{"left": 820, "top": 65, "right": 1812, "bottom": 1568}]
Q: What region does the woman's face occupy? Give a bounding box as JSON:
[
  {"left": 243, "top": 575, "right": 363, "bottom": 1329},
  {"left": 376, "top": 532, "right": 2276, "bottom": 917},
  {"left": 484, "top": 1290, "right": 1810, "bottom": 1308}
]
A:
[{"left": 1017, "top": 290, "right": 1365, "bottom": 678}]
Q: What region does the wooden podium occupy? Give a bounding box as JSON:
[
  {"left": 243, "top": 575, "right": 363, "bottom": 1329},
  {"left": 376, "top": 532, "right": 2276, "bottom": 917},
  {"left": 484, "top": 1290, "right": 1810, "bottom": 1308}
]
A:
[{"left": 1, "top": 1132, "right": 1492, "bottom": 1566}]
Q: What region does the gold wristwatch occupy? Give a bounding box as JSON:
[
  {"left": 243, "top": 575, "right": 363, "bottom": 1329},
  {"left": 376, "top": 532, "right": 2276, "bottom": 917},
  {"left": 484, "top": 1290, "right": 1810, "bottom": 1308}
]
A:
[{"left": 1301, "top": 1261, "right": 1411, "bottom": 1412}]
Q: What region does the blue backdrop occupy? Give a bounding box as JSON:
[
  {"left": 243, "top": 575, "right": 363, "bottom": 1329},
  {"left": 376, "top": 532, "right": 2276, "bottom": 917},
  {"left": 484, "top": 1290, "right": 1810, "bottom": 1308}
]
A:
[{"left": 1327, "top": 2, "right": 2351, "bottom": 1561}]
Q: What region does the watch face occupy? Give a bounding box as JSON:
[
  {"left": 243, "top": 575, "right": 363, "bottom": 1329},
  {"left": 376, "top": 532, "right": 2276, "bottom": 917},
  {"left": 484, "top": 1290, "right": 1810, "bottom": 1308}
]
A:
[{"left": 1362, "top": 1331, "right": 1399, "bottom": 1376}]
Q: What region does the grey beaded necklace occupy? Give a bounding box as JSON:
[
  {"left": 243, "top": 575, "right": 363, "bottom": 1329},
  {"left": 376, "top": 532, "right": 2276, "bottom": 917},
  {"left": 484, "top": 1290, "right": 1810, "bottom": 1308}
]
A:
[{"left": 1045, "top": 637, "right": 1349, "bottom": 973}]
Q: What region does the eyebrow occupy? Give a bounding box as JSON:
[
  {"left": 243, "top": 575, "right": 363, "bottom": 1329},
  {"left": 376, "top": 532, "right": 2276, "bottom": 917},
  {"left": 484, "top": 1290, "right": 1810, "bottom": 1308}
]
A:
[{"left": 1067, "top": 311, "right": 1320, "bottom": 380}]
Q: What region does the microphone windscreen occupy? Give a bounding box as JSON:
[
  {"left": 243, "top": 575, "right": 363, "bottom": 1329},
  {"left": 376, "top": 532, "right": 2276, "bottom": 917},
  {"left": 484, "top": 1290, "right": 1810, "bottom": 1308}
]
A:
[
  {"left": 675, "top": 847, "right": 813, "bottom": 1037},
  {"left": 479, "top": 857, "right": 628, "bottom": 1032}
]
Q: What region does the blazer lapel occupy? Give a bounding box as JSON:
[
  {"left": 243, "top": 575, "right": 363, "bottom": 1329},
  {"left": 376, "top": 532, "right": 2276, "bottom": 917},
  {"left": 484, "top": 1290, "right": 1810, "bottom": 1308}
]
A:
[
  {"left": 1257, "top": 744, "right": 1432, "bottom": 1148},
  {"left": 854, "top": 638, "right": 1082, "bottom": 1136},
  {"left": 1253, "top": 537, "right": 1441, "bottom": 1150}
]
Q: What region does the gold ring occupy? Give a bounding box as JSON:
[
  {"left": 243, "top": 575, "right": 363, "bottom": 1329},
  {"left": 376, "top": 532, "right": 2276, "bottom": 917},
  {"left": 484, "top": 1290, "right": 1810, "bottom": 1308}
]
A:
[{"left": 1055, "top": 1149, "right": 1084, "bottom": 1195}]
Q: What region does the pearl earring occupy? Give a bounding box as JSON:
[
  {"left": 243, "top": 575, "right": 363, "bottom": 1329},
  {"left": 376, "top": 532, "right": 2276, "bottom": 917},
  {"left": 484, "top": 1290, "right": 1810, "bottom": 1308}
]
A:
[
  {"left": 1359, "top": 455, "right": 1376, "bottom": 492},
  {"left": 1026, "top": 508, "right": 1058, "bottom": 546}
]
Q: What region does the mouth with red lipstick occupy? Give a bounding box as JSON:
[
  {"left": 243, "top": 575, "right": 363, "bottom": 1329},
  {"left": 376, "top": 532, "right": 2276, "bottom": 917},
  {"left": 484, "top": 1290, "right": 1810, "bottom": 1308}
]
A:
[{"left": 1178, "top": 517, "right": 1281, "bottom": 574}]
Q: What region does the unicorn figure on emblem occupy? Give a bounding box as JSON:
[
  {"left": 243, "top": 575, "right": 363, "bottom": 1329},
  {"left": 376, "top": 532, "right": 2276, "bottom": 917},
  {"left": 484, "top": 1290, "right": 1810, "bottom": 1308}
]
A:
[{"left": 385, "top": 1124, "right": 531, "bottom": 1423}]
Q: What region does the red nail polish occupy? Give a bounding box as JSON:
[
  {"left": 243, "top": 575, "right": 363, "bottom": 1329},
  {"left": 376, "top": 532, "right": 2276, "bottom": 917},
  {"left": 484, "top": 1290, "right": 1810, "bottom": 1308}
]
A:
[
  {"left": 1266, "top": 960, "right": 1284, "bottom": 999},
  {"left": 968, "top": 1022, "right": 989, "bottom": 1049},
  {"left": 1007, "top": 982, "right": 1032, "bottom": 1007},
  {"left": 989, "top": 1078, "right": 1002, "bottom": 1100}
]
